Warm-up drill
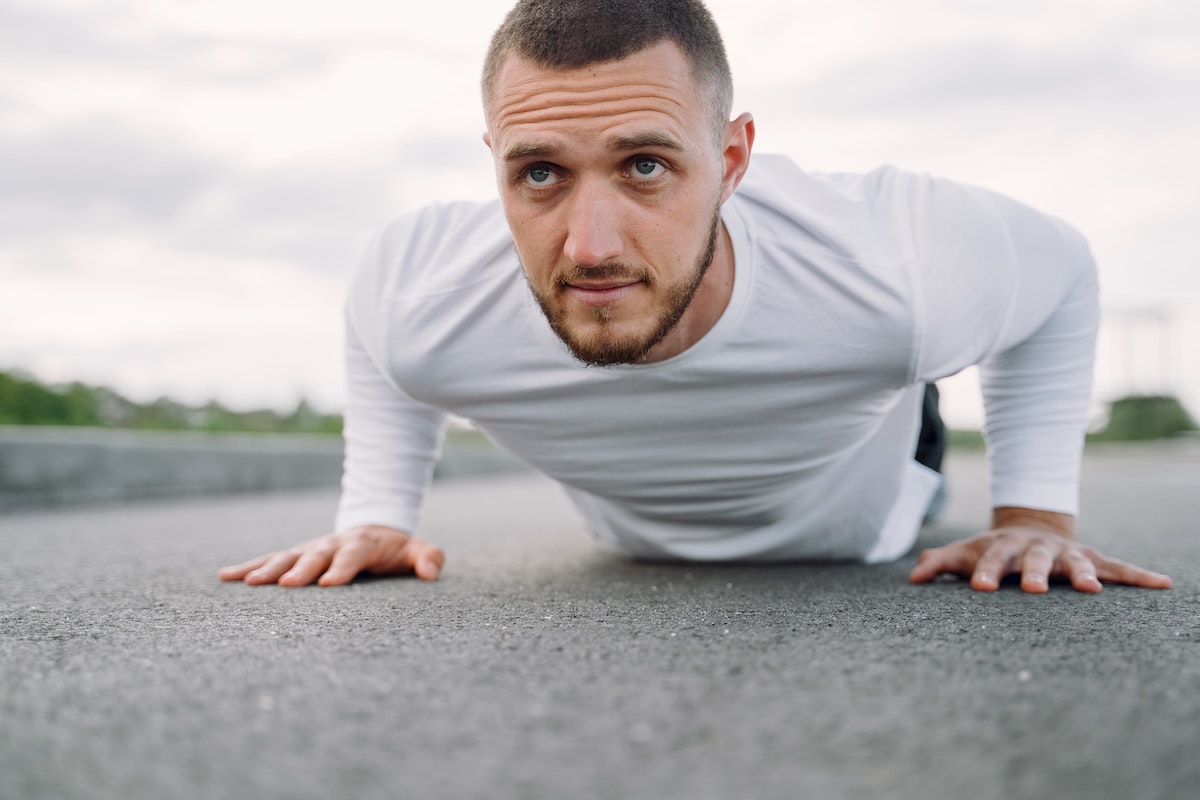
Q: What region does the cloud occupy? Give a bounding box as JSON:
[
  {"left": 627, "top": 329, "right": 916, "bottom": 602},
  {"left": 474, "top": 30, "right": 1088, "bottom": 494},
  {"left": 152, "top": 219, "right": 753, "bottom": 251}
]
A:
[
  {"left": 165, "top": 133, "right": 490, "bottom": 274},
  {"left": 0, "top": 3, "right": 494, "bottom": 284},
  {"left": 785, "top": 40, "right": 1196, "bottom": 123},
  {"left": 0, "top": 2, "right": 341, "bottom": 89},
  {"left": 0, "top": 120, "right": 222, "bottom": 232},
  {"left": 0, "top": 116, "right": 490, "bottom": 276}
]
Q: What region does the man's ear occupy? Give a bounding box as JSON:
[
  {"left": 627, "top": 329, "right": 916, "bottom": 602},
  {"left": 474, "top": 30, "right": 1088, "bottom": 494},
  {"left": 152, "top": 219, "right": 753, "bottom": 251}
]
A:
[
  {"left": 482, "top": 131, "right": 493, "bottom": 151},
  {"left": 720, "top": 112, "right": 755, "bottom": 203}
]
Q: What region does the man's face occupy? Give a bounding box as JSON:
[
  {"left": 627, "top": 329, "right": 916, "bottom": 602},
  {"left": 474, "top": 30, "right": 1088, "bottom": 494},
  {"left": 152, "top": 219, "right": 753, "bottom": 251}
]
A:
[{"left": 485, "top": 42, "right": 736, "bottom": 366}]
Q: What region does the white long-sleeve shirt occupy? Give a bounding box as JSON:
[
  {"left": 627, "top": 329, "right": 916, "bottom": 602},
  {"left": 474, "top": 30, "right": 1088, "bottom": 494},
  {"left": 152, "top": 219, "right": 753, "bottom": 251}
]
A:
[{"left": 335, "top": 154, "right": 1099, "bottom": 563}]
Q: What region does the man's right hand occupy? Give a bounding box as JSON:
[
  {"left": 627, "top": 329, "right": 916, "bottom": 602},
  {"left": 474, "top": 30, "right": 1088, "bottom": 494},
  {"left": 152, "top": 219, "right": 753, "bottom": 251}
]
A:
[{"left": 217, "top": 525, "right": 444, "bottom": 587}]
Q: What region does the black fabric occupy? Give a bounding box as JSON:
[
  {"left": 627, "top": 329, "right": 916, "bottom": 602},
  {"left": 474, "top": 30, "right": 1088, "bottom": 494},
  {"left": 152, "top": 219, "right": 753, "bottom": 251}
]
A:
[{"left": 915, "top": 383, "right": 945, "bottom": 474}]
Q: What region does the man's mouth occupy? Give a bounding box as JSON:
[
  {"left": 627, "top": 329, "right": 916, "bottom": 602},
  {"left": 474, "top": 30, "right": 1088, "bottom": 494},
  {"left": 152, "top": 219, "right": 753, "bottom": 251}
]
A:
[{"left": 563, "top": 280, "right": 641, "bottom": 307}]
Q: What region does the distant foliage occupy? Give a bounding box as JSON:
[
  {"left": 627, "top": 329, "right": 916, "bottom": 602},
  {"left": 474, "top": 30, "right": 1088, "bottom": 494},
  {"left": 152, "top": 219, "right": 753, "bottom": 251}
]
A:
[
  {"left": 0, "top": 373, "right": 102, "bottom": 426},
  {"left": 1091, "top": 394, "right": 1198, "bottom": 441},
  {"left": 947, "top": 428, "right": 986, "bottom": 449},
  {"left": 0, "top": 370, "right": 342, "bottom": 434}
]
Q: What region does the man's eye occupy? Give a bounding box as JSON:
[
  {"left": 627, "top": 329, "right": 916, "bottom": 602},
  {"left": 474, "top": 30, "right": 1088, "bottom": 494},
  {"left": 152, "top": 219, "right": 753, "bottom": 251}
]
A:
[
  {"left": 631, "top": 158, "right": 665, "bottom": 179},
  {"left": 524, "top": 166, "right": 559, "bottom": 187}
]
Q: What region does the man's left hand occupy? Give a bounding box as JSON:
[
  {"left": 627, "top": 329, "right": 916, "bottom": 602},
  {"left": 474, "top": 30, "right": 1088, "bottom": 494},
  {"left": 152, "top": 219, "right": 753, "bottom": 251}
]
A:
[{"left": 908, "top": 506, "right": 1172, "bottom": 593}]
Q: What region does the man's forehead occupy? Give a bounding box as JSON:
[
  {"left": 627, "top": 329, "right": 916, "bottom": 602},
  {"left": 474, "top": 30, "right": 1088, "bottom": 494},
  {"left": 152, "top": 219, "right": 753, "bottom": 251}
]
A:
[
  {"left": 486, "top": 42, "right": 707, "bottom": 146},
  {"left": 489, "top": 39, "right": 693, "bottom": 96}
]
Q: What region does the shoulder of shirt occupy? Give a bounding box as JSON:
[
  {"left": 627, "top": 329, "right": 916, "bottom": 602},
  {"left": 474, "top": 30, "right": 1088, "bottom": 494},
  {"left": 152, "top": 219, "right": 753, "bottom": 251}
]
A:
[
  {"left": 734, "top": 154, "right": 920, "bottom": 207},
  {"left": 730, "top": 154, "right": 927, "bottom": 260},
  {"left": 352, "top": 199, "right": 515, "bottom": 304},
  {"left": 735, "top": 154, "right": 1082, "bottom": 245}
]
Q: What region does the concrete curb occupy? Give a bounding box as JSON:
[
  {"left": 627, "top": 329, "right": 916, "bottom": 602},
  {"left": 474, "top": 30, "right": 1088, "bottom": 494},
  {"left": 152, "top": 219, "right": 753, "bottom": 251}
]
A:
[
  {"left": 0, "top": 427, "right": 344, "bottom": 512},
  {"left": 0, "top": 427, "right": 529, "bottom": 512}
]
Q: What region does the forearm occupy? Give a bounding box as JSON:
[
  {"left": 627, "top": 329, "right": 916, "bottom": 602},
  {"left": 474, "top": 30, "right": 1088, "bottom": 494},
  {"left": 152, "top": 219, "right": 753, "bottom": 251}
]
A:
[
  {"left": 336, "top": 301, "right": 448, "bottom": 535},
  {"left": 971, "top": 198, "right": 1101, "bottom": 513},
  {"left": 981, "top": 257, "right": 1098, "bottom": 515}
]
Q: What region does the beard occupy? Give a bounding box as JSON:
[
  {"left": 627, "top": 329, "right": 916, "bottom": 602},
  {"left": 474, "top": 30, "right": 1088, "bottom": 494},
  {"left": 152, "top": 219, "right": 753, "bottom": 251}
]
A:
[{"left": 526, "top": 206, "right": 723, "bottom": 367}]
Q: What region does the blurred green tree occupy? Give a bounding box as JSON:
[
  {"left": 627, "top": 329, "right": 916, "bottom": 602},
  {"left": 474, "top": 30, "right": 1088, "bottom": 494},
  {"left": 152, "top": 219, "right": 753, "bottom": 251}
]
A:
[
  {"left": 0, "top": 370, "right": 341, "bottom": 434},
  {"left": 1092, "top": 395, "right": 1198, "bottom": 441}
]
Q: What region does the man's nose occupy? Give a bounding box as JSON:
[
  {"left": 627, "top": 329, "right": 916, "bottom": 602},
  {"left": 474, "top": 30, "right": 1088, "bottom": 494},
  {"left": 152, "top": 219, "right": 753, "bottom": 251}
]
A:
[{"left": 563, "top": 179, "right": 623, "bottom": 267}]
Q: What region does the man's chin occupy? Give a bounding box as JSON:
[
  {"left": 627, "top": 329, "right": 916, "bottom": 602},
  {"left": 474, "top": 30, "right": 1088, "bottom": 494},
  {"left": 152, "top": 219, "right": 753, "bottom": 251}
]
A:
[{"left": 556, "top": 321, "right": 660, "bottom": 366}]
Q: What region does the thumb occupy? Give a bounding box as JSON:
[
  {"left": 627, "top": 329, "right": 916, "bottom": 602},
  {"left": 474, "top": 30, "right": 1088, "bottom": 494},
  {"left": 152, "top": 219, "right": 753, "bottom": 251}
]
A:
[{"left": 413, "top": 545, "right": 445, "bottom": 581}]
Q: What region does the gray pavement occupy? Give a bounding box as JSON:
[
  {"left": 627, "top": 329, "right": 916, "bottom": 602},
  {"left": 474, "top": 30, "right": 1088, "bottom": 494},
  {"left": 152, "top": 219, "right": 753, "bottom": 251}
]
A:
[{"left": 2, "top": 445, "right": 1198, "bottom": 800}]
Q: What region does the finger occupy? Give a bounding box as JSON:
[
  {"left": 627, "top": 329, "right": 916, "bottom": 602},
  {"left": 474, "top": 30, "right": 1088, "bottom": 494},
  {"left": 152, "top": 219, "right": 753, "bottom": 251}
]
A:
[
  {"left": 244, "top": 551, "right": 302, "bottom": 585},
  {"left": 1088, "top": 551, "right": 1173, "bottom": 590},
  {"left": 278, "top": 545, "right": 337, "bottom": 587},
  {"left": 1018, "top": 544, "right": 1056, "bottom": 594},
  {"left": 218, "top": 554, "right": 271, "bottom": 582},
  {"left": 317, "top": 539, "right": 375, "bottom": 587},
  {"left": 368, "top": 537, "right": 444, "bottom": 581},
  {"left": 971, "top": 540, "right": 1019, "bottom": 592},
  {"left": 411, "top": 542, "right": 445, "bottom": 581},
  {"left": 909, "top": 546, "right": 960, "bottom": 583},
  {"left": 1060, "top": 549, "right": 1103, "bottom": 593}
]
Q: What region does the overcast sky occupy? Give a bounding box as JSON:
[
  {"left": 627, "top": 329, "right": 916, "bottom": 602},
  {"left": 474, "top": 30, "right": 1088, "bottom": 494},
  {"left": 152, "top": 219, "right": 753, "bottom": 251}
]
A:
[{"left": 1, "top": 0, "right": 1197, "bottom": 426}]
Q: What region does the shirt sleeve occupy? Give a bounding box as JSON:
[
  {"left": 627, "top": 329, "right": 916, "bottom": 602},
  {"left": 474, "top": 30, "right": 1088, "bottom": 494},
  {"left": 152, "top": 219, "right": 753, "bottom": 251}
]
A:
[
  {"left": 906, "top": 173, "right": 1100, "bottom": 515},
  {"left": 333, "top": 224, "right": 450, "bottom": 535}
]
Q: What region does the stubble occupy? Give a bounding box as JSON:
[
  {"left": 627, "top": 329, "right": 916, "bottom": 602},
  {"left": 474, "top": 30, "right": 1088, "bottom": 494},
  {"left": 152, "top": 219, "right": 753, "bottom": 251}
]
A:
[{"left": 526, "top": 206, "right": 723, "bottom": 367}]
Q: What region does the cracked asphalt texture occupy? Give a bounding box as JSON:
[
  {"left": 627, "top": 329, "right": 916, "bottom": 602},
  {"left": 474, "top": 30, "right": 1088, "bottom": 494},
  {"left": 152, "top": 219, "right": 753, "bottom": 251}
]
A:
[{"left": 2, "top": 445, "right": 1198, "bottom": 800}]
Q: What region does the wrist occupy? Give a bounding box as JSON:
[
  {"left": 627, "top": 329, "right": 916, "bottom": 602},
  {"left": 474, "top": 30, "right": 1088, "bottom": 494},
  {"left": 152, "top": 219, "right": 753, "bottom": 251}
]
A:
[{"left": 991, "top": 506, "right": 1076, "bottom": 538}]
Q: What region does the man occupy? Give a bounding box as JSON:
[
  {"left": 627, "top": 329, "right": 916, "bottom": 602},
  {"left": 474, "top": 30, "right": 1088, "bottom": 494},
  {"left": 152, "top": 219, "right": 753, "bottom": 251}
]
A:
[{"left": 220, "top": 0, "right": 1170, "bottom": 594}]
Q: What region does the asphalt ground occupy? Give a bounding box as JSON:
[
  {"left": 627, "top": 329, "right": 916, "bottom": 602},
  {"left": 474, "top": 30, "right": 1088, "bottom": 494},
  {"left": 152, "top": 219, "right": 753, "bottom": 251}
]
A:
[{"left": 2, "top": 445, "right": 1198, "bottom": 800}]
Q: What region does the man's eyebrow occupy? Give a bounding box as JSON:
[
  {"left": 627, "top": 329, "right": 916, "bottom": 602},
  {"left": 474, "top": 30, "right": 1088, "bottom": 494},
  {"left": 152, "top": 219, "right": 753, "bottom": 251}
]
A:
[
  {"left": 609, "top": 132, "right": 684, "bottom": 152},
  {"left": 503, "top": 142, "right": 561, "bottom": 162},
  {"left": 502, "top": 133, "right": 685, "bottom": 163}
]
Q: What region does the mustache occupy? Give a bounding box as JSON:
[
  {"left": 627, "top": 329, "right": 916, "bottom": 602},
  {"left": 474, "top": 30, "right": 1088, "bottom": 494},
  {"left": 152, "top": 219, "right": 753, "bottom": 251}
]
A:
[{"left": 556, "top": 263, "right": 650, "bottom": 287}]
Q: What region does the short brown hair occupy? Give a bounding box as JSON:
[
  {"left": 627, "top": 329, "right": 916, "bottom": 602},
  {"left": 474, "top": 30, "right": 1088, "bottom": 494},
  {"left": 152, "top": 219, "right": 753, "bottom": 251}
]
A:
[{"left": 482, "top": 0, "right": 733, "bottom": 137}]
